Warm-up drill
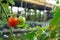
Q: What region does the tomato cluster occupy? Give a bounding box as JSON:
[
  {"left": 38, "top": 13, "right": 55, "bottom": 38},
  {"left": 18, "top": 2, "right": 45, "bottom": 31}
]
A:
[{"left": 8, "top": 16, "right": 25, "bottom": 27}]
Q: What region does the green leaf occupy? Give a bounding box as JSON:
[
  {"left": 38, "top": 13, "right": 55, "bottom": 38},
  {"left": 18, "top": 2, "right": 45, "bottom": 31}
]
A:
[
  {"left": 24, "top": 24, "right": 29, "bottom": 28},
  {"left": 7, "top": 0, "right": 15, "bottom": 5},
  {"left": 52, "top": 14, "right": 60, "bottom": 25},
  {"left": 56, "top": 0, "right": 59, "bottom": 4},
  {"left": 36, "top": 26, "right": 43, "bottom": 35},
  {"left": 39, "top": 32, "right": 48, "bottom": 40},
  {"left": 50, "top": 31, "right": 56, "bottom": 38},
  {"left": 50, "top": 7, "right": 60, "bottom": 26},
  {"left": 0, "top": 37, "right": 3, "bottom": 40},
  {"left": 17, "top": 24, "right": 24, "bottom": 28},
  {"left": 0, "top": 0, "right": 2, "bottom": 2},
  {"left": 2, "top": 3, "right": 9, "bottom": 13},
  {"left": 22, "top": 31, "right": 36, "bottom": 40},
  {"left": 55, "top": 26, "right": 60, "bottom": 32},
  {"left": 41, "top": 26, "right": 49, "bottom": 31}
]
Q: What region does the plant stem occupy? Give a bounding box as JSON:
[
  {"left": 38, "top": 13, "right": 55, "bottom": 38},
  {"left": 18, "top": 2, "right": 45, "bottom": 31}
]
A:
[
  {"left": 9, "top": 27, "right": 16, "bottom": 40},
  {"left": 0, "top": 2, "right": 16, "bottom": 40},
  {"left": 0, "top": 2, "right": 8, "bottom": 19}
]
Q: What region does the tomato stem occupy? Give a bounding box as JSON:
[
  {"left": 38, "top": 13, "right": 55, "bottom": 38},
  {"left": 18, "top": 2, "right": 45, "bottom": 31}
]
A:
[
  {"left": 0, "top": 2, "right": 8, "bottom": 19},
  {"left": 9, "top": 27, "right": 16, "bottom": 40}
]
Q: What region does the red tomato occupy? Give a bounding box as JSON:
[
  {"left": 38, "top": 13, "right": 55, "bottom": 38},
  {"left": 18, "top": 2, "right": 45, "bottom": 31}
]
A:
[{"left": 8, "top": 17, "right": 19, "bottom": 27}]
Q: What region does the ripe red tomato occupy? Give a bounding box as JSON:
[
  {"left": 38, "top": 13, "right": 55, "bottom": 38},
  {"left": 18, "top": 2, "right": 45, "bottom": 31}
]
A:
[{"left": 8, "top": 17, "right": 19, "bottom": 27}]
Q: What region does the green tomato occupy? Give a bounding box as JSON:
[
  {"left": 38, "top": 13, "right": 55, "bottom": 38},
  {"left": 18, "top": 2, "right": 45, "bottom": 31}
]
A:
[{"left": 18, "top": 16, "right": 26, "bottom": 25}]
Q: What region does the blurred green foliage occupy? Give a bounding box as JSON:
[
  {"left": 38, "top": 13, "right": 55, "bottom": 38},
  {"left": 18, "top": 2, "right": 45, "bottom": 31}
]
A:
[{"left": 0, "top": 0, "right": 60, "bottom": 40}]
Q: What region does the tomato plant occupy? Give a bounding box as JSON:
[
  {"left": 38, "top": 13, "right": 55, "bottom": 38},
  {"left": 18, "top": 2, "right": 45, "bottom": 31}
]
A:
[{"left": 0, "top": 0, "right": 60, "bottom": 40}]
